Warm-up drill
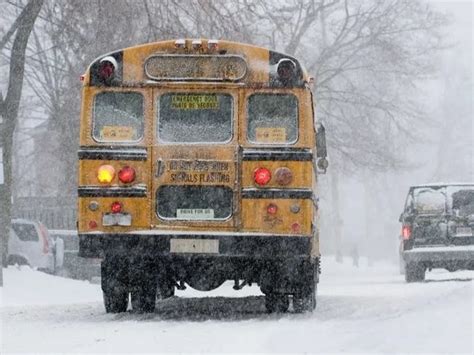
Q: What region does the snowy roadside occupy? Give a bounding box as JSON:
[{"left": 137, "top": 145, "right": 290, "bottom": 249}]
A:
[{"left": 1, "top": 259, "right": 473, "bottom": 354}]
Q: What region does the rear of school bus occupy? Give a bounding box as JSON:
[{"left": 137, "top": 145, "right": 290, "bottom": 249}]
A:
[{"left": 77, "top": 39, "right": 328, "bottom": 313}]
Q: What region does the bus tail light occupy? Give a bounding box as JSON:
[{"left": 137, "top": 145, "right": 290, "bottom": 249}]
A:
[
  {"left": 111, "top": 201, "right": 122, "bottom": 214},
  {"left": 98, "top": 56, "right": 117, "bottom": 83},
  {"left": 402, "top": 225, "right": 411, "bottom": 240},
  {"left": 254, "top": 167, "right": 271, "bottom": 186},
  {"left": 275, "top": 167, "right": 293, "bottom": 186},
  {"left": 267, "top": 203, "right": 278, "bottom": 215},
  {"left": 89, "top": 220, "right": 98, "bottom": 229},
  {"left": 97, "top": 165, "right": 115, "bottom": 184},
  {"left": 118, "top": 166, "right": 136, "bottom": 184}
]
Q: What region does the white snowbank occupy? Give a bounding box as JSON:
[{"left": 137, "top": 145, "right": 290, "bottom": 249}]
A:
[{"left": 1, "top": 258, "right": 473, "bottom": 354}]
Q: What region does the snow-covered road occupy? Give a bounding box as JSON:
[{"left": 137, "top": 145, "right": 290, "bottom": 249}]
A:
[{"left": 1, "top": 258, "right": 473, "bottom": 354}]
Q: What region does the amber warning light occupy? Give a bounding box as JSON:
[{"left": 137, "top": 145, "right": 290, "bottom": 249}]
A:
[{"left": 97, "top": 165, "right": 115, "bottom": 184}]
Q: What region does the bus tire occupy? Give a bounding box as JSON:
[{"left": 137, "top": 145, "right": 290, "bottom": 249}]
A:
[
  {"left": 131, "top": 286, "right": 157, "bottom": 313},
  {"left": 293, "top": 285, "right": 317, "bottom": 313},
  {"left": 130, "top": 258, "right": 157, "bottom": 313},
  {"left": 405, "top": 262, "right": 425, "bottom": 283},
  {"left": 101, "top": 256, "right": 129, "bottom": 313},
  {"left": 265, "top": 293, "right": 289, "bottom": 313},
  {"left": 157, "top": 282, "right": 175, "bottom": 300},
  {"left": 293, "top": 262, "right": 317, "bottom": 313}
]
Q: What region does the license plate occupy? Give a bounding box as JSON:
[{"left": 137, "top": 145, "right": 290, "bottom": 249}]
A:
[
  {"left": 102, "top": 213, "right": 132, "bottom": 226},
  {"left": 176, "top": 208, "right": 215, "bottom": 220},
  {"left": 170, "top": 239, "right": 219, "bottom": 254},
  {"left": 455, "top": 227, "right": 472, "bottom": 236}
]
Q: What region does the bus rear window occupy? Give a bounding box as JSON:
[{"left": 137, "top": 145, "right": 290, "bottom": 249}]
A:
[
  {"left": 93, "top": 92, "right": 144, "bottom": 142},
  {"left": 158, "top": 93, "right": 233, "bottom": 143},
  {"left": 247, "top": 94, "right": 298, "bottom": 144}
]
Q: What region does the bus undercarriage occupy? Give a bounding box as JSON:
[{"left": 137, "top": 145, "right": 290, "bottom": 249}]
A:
[{"left": 80, "top": 233, "right": 319, "bottom": 313}]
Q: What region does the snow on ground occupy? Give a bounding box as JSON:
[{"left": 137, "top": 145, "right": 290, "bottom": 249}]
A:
[{"left": 1, "top": 258, "right": 473, "bottom": 354}]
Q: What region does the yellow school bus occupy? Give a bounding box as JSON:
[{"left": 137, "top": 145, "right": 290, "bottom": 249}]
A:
[{"left": 77, "top": 39, "right": 328, "bottom": 313}]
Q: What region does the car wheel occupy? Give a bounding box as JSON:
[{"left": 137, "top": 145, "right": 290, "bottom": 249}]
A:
[
  {"left": 405, "top": 262, "right": 425, "bottom": 283},
  {"left": 7, "top": 255, "right": 29, "bottom": 266},
  {"left": 399, "top": 256, "right": 406, "bottom": 275},
  {"left": 101, "top": 255, "right": 129, "bottom": 313}
]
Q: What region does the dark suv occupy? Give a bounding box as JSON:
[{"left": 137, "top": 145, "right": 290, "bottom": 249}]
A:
[{"left": 399, "top": 183, "right": 474, "bottom": 282}]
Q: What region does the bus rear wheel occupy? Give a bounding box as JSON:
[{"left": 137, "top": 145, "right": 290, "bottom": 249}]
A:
[
  {"left": 101, "top": 256, "right": 129, "bottom": 313},
  {"left": 265, "top": 293, "right": 289, "bottom": 313},
  {"left": 293, "top": 262, "right": 317, "bottom": 313},
  {"left": 130, "top": 258, "right": 158, "bottom": 313},
  {"left": 293, "top": 285, "right": 316, "bottom": 313}
]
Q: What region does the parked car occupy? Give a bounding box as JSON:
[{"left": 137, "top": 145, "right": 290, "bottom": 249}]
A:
[
  {"left": 49, "top": 229, "right": 101, "bottom": 281},
  {"left": 399, "top": 183, "right": 474, "bottom": 282},
  {"left": 8, "top": 218, "right": 64, "bottom": 274}
]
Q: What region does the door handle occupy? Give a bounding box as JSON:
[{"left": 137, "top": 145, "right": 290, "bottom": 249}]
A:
[{"left": 156, "top": 159, "right": 165, "bottom": 178}]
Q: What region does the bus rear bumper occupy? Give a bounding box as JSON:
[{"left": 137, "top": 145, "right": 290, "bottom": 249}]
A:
[{"left": 78, "top": 232, "right": 312, "bottom": 259}]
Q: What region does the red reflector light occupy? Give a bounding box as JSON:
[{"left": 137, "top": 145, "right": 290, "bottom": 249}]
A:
[
  {"left": 118, "top": 166, "right": 136, "bottom": 184},
  {"left": 267, "top": 204, "right": 278, "bottom": 215},
  {"left": 111, "top": 202, "right": 122, "bottom": 214},
  {"left": 402, "top": 225, "right": 411, "bottom": 240},
  {"left": 254, "top": 167, "right": 271, "bottom": 186},
  {"left": 291, "top": 222, "right": 301, "bottom": 233},
  {"left": 88, "top": 220, "right": 98, "bottom": 229}
]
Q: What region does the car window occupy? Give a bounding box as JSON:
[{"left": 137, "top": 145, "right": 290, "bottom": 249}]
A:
[
  {"left": 12, "top": 223, "right": 39, "bottom": 242},
  {"left": 413, "top": 187, "right": 446, "bottom": 214},
  {"left": 449, "top": 187, "right": 474, "bottom": 217}
]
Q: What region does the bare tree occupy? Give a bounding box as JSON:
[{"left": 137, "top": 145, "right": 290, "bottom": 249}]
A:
[{"left": 0, "top": 0, "right": 43, "bottom": 285}]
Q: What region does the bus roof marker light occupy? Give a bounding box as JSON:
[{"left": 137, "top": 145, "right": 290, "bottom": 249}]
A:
[
  {"left": 175, "top": 39, "right": 186, "bottom": 49},
  {"left": 208, "top": 39, "right": 219, "bottom": 51},
  {"left": 192, "top": 39, "right": 202, "bottom": 50}
]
